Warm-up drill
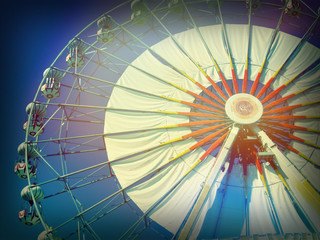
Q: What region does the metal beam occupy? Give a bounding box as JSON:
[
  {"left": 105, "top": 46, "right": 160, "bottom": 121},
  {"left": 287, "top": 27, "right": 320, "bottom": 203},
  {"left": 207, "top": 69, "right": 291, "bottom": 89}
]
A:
[
  {"left": 251, "top": 125, "right": 320, "bottom": 230},
  {"left": 177, "top": 124, "right": 240, "bottom": 240}
]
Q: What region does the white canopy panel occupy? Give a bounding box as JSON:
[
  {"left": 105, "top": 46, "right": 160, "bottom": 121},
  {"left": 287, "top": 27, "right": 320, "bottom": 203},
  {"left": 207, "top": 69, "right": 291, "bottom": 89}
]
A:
[{"left": 104, "top": 24, "right": 320, "bottom": 238}]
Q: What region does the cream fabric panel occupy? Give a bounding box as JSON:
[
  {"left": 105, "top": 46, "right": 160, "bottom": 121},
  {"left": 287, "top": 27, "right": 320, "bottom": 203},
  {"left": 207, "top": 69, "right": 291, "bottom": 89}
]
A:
[{"left": 104, "top": 24, "right": 320, "bottom": 237}]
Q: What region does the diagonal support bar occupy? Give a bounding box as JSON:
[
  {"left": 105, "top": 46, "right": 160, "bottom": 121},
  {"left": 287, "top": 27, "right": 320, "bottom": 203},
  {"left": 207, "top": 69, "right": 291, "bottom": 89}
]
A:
[
  {"left": 177, "top": 125, "right": 240, "bottom": 240},
  {"left": 251, "top": 125, "right": 320, "bottom": 220}
]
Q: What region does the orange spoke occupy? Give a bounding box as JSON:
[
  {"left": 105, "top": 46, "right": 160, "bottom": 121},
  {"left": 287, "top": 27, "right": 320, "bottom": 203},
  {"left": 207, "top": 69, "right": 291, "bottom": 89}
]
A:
[
  {"left": 263, "top": 101, "right": 320, "bottom": 115},
  {"left": 250, "top": 9, "right": 285, "bottom": 95},
  {"left": 263, "top": 93, "right": 295, "bottom": 109},
  {"left": 263, "top": 82, "right": 320, "bottom": 109},
  {"left": 182, "top": 124, "right": 227, "bottom": 140},
  {"left": 162, "top": 96, "right": 224, "bottom": 114},
  {"left": 288, "top": 133, "right": 320, "bottom": 149},
  {"left": 199, "top": 131, "right": 229, "bottom": 161},
  {"left": 256, "top": 67, "right": 283, "bottom": 99},
  {"left": 277, "top": 122, "right": 320, "bottom": 133},
  {"left": 194, "top": 81, "right": 226, "bottom": 105},
  {"left": 189, "top": 127, "right": 229, "bottom": 151},
  {"left": 185, "top": 89, "right": 225, "bottom": 111},
  {"left": 262, "top": 115, "right": 320, "bottom": 120}
]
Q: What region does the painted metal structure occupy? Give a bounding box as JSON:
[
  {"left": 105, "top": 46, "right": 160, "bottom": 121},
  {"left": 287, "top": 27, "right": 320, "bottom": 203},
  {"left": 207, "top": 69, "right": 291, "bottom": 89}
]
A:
[{"left": 16, "top": 0, "right": 320, "bottom": 239}]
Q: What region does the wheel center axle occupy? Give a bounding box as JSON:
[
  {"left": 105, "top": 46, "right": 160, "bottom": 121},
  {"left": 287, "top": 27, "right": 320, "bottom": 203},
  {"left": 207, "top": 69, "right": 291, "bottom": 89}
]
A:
[{"left": 225, "top": 93, "right": 263, "bottom": 124}]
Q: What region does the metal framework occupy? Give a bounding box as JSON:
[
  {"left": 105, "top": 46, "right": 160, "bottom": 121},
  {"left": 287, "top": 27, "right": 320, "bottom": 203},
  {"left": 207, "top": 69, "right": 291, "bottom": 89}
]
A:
[{"left": 16, "top": 0, "right": 320, "bottom": 239}]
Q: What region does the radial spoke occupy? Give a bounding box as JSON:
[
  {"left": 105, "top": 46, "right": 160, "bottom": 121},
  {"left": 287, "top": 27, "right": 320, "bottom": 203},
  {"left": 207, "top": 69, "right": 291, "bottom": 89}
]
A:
[
  {"left": 286, "top": 145, "right": 320, "bottom": 167},
  {"left": 42, "top": 148, "right": 106, "bottom": 158},
  {"left": 258, "top": 125, "right": 320, "bottom": 167},
  {"left": 243, "top": 0, "right": 252, "bottom": 93},
  {"left": 278, "top": 122, "right": 320, "bottom": 133},
  {"left": 149, "top": 1, "right": 230, "bottom": 101},
  {"left": 34, "top": 119, "right": 225, "bottom": 144},
  {"left": 262, "top": 115, "right": 320, "bottom": 120},
  {"left": 182, "top": 1, "right": 229, "bottom": 101},
  {"left": 250, "top": 7, "right": 286, "bottom": 95},
  {"left": 53, "top": 127, "right": 230, "bottom": 232},
  {"left": 42, "top": 117, "right": 104, "bottom": 124},
  {"left": 58, "top": 67, "right": 224, "bottom": 112},
  {"left": 263, "top": 79, "right": 320, "bottom": 109},
  {"left": 68, "top": 108, "right": 105, "bottom": 121},
  {"left": 41, "top": 102, "right": 225, "bottom": 118},
  {"left": 44, "top": 175, "right": 112, "bottom": 199},
  {"left": 177, "top": 125, "right": 240, "bottom": 240},
  {"left": 288, "top": 133, "right": 320, "bottom": 149},
  {"left": 267, "top": 159, "right": 291, "bottom": 192},
  {"left": 61, "top": 83, "right": 110, "bottom": 99},
  {"left": 216, "top": 0, "right": 236, "bottom": 95},
  {"left": 256, "top": 15, "right": 320, "bottom": 99},
  {"left": 109, "top": 17, "right": 226, "bottom": 105},
  {"left": 263, "top": 100, "right": 320, "bottom": 115},
  {"left": 36, "top": 161, "right": 111, "bottom": 187},
  {"left": 68, "top": 136, "right": 102, "bottom": 151},
  {"left": 119, "top": 130, "right": 229, "bottom": 240},
  {"left": 56, "top": 58, "right": 225, "bottom": 111}
]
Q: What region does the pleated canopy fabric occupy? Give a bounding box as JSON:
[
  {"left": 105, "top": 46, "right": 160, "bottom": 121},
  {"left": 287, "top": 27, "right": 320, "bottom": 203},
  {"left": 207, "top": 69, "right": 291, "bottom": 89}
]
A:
[{"left": 104, "top": 24, "right": 320, "bottom": 238}]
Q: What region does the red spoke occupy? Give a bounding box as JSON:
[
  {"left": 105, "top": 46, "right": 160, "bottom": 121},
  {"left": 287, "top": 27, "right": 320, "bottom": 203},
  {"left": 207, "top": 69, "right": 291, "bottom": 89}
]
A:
[
  {"left": 264, "top": 82, "right": 320, "bottom": 109},
  {"left": 184, "top": 130, "right": 230, "bottom": 176},
  {"left": 182, "top": 124, "right": 227, "bottom": 140},
  {"left": 256, "top": 67, "right": 282, "bottom": 99},
  {"left": 189, "top": 127, "right": 229, "bottom": 151},
  {"left": 185, "top": 89, "right": 225, "bottom": 111},
  {"left": 259, "top": 126, "right": 320, "bottom": 167},
  {"left": 260, "top": 123, "right": 320, "bottom": 149},
  {"left": 194, "top": 81, "right": 226, "bottom": 105},
  {"left": 286, "top": 145, "right": 320, "bottom": 167},
  {"left": 205, "top": 74, "right": 228, "bottom": 100},
  {"left": 263, "top": 101, "right": 320, "bottom": 115},
  {"left": 181, "top": 99, "right": 224, "bottom": 114},
  {"left": 277, "top": 122, "right": 320, "bottom": 133},
  {"left": 288, "top": 133, "right": 320, "bottom": 149},
  {"left": 194, "top": 61, "right": 228, "bottom": 101},
  {"left": 199, "top": 131, "right": 229, "bottom": 161},
  {"left": 250, "top": 63, "right": 264, "bottom": 96},
  {"left": 261, "top": 85, "right": 287, "bottom": 104},
  {"left": 261, "top": 115, "right": 320, "bottom": 120},
  {"left": 166, "top": 81, "right": 225, "bottom": 109},
  {"left": 179, "top": 69, "right": 226, "bottom": 105},
  {"left": 263, "top": 93, "right": 295, "bottom": 109}
]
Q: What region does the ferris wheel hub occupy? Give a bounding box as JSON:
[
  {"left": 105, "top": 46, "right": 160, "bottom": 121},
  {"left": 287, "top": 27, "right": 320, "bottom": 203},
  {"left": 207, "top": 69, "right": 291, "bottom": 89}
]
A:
[{"left": 225, "top": 93, "right": 263, "bottom": 124}]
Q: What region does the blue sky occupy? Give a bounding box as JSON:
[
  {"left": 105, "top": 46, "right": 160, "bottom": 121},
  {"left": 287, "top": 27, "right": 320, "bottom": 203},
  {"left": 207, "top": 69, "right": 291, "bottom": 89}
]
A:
[{"left": 1, "top": 1, "right": 119, "bottom": 239}]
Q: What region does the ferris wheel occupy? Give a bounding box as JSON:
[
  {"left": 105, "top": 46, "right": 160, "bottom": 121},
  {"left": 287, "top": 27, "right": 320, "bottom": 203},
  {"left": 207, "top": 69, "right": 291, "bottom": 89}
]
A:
[{"left": 15, "top": 0, "right": 320, "bottom": 239}]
